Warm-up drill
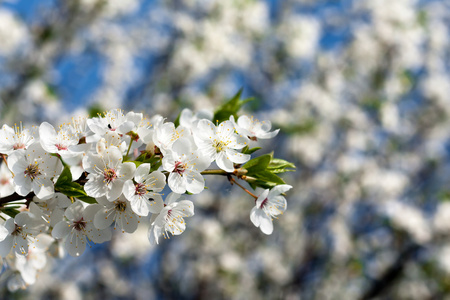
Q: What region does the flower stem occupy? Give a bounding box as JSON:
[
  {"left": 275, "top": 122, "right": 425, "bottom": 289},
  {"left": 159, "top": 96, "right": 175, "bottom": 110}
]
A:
[
  {"left": 229, "top": 177, "right": 258, "bottom": 199},
  {"left": 201, "top": 169, "right": 229, "bottom": 176},
  {"left": 126, "top": 139, "right": 133, "bottom": 157},
  {"left": 1, "top": 154, "right": 14, "bottom": 177}
]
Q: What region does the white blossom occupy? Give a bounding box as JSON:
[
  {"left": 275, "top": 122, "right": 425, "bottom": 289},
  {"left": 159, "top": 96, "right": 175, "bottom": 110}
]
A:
[
  {"left": 122, "top": 163, "right": 165, "bottom": 216},
  {"left": 52, "top": 201, "right": 112, "bottom": 257},
  {"left": 94, "top": 196, "right": 140, "bottom": 233},
  {"left": 0, "top": 124, "right": 36, "bottom": 155},
  {"left": 0, "top": 212, "right": 48, "bottom": 256},
  {"left": 250, "top": 185, "right": 291, "bottom": 235},
  {"left": 82, "top": 146, "right": 135, "bottom": 201},
  {"left": 148, "top": 193, "right": 195, "bottom": 245},
  {"left": 162, "top": 137, "right": 210, "bottom": 194},
  {"left": 0, "top": 162, "right": 14, "bottom": 197},
  {"left": 231, "top": 115, "right": 279, "bottom": 141},
  {"left": 193, "top": 120, "right": 250, "bottom": 172},
  {"left": 7, "top": 143, "right": 63, "bottom": 199}
]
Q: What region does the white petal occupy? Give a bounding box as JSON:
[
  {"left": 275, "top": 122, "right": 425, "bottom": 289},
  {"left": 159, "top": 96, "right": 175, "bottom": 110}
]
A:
[
  {"left": 0, "top": 236, "right": 12, "bottom": 256},
  {"left": 65, "top": 201, "right": 84, "bottom": 221},
  {"left": 84, "top": 175, "right": 107, "bottom": 198},
  {"left": 49, "top": 208, "right": 64, "bottom": 227},
  {"left": 0, "top": 224, "right": 9, "bottom": 241},
  {"left": 259, "top": 213, "right": 274, "bottom": 235},
  {"left": 176, "top": 200, "right": 195, "bottom": 216},
  {"left": 194, "top": 120, "right": 215, "bottom": 141},
  {"left": 257, "top": 129, "right": 279, "bottom": 139},
  {"left": 185, "top": 171, "right": 205, "bottom": 194},
  {"left": 106, "top": 181, "right": 124, "bottom": 201},
  {"left": 82, "top": 153, "right": 105, "bottom": 174},
  {"left": 255, "top": 189, "right": 270, "bottom": 208},
  {"left": 165, "top": 192, "right": 181, "bottom": 205},
  {"left": 7, "top": 150, "right": 25, "bottom": 170},
  {"left": 237, "top": 115, "right": 252, "bottom": 130},
  {"left": 117, "top": 121, "right": 134, "bottom": 134},
  {"left": 52, "top": 221, "right": 71, "bottom": 239},
  {"left": 225, "top": 148, "right": 250, "bottom": 164},
  {"left": 65, "top": 231, "right": 86, "bottom": 257},
  {"left": 94, "top": 207, "right": 114, "bottom": 230},
  {"left": 83, "top": 203, "right": 103, "bottom": 220},
  {"left": 89, "top": 225, "right": 112, "bottom": 243},
  {"left": 215, "top": 151, "right": 234, "bottom": 172},
  {"left": 134, "top": 163, "right": 150, "bottom": 183},
  {"left": 162, "top": 152, "right": 176, "bottom": 172},
  {"left": 15, "top": 180, "right": 31, "bottom": 197},
  {"left": 130, "top": 197, "right": 150, "bottom": 216},
  {"left": 32, "top": 179, "right": 54, "bottom": 200},
  {"left": 269, "top": 184, "right": 292, "bottom": 197},
  {"left": 119, "top": 162, "right": 136, "bottom": 181},
  {"left": 148, "top": 224, "right": 162, "bottom": 245},
  {"left": 116, "top": 211, "right": 138, "bottom": 233},
  {"left": 147, "top": 194, "right": 164, "bottom": 214},
  {"left": 39, "top": 122, "right": 58, "bottom": 153},
  {"left": 216, "top": 121, "right": 235, "bottom": 139},
  {"left": 126, "top": 111, "right": 143, "bottom": 125},
  {"left": 4, "top": 218, "right": 14, "bottom": 233},
  {"left": 14, "top": 236, "right": 29, "bottom": 255},
  {"left": 122, "top": 180, "right": 136, "bottom": 201},
  {"left": 168, "top": 173, "right": 186, "bottom": 194},
  {"left": 147, "top": 171, "right": 166, "bottom": 191},
  {"left": 189, "top": 153, "right": 211, "bottom": 172},
  {"left": 250, "top": 207, "right": 260, "bottom": 227},
  {"left": 172, "top": 137, "right": 193, "bottom": 155}
]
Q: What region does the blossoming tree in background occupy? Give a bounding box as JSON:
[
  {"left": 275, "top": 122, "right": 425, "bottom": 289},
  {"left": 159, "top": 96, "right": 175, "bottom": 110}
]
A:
[
  {"left": 0, "top": 91, "right": 294, "bottom": 288},
  {"left": 3, "top": 0, "right": 450, "bottom": 299}
]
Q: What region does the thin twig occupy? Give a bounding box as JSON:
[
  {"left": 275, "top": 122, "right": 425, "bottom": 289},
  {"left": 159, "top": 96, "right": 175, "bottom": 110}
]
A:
[{"left": 228, "top": 176, "right": 258, "bottom": 199}]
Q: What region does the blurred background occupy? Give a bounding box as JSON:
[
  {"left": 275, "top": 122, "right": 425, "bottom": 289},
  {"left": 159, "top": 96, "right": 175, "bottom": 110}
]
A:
[{"left": 1, "top": 0, "right": 450, "bottom": 299}]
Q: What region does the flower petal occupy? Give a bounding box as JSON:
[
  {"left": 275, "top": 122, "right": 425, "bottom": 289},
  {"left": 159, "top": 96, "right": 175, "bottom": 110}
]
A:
[
  {"left": 168, "top": 173, "right": 187, "bottom": 194},
  {"left": 259, "top": 212, "right": 274, "bottom": 235},
  {"left": 134, "top": 163, "right": 150, "bottom": 183},
  {"left": 51, "top": 221, "right": 71, "bottom": 239},
  {"left": 185, "top": 171, "right": 205, "bottom": 194},
  {"left": 215, "top": 151, "right": 234, "bottom": 172}
]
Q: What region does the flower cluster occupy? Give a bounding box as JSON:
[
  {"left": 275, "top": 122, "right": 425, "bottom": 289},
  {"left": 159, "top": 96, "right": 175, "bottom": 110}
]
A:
[{"left": 0, "top": 107, "right": 292, "bottom": 290}]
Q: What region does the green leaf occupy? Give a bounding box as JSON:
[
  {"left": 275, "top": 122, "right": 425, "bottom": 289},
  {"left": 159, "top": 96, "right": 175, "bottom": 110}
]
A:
[
  {"left": 253, "top": 171, "right": 285, "bottom": 185},
  {"left": 242, "top": 154, "right": 271, "bottom": 174},
  {"left": 55, "top": 166, "right": 73, "bottom": 188},
  {"left": 268, "top": 168, "right": 296, "bottom": 174},
  {"left": 241, "top": 146, "right": 262, "bottom": 155},
  {"left": 267, "top": 158, "right": 296, "bottom": 173},
  {"left": 174, "top": 111, "right": 182, "bottom": 127},
  {"left": 57, "top": 181, "right": 97, "bottom": 204},
  {"left": 134, "top": 152, "right": 163, "bottom": 172},
  {"left": 1, "top": 207, "right": 20, "bottom": 218},
  {"left": 88, "top": 105, "right": 104, "bottom": 118},
  {"left": 213, "top": 88, "right": 254, "bottom": 123},
  {"left": 55, "top": 167, "right": 96, "bottom": 204},
  {"left": 249, "top": 180, "right": 278, "bottom": 190},
  {"left": 150, "top": 160, "right": 162, "bottom": 172}
]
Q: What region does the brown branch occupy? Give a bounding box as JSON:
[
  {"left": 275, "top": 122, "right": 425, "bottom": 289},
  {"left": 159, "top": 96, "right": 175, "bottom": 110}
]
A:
[{"left": 0, "top": 192, "right": 34, "bottom": 206}]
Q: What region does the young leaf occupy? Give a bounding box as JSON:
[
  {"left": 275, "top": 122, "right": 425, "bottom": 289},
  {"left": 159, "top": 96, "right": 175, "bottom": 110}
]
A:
[
  {"left": 267, "top": 158, "right": 296, "bottom": 173},
  {"left": 242, "top": 146, "right": 262, "bottom": 155},
  {"left": 56, "top": 181, "right": 96, "bottom": 204},
  {"left": 242, "top": 154, "right": 271, "bottom": 175},
  {"left": 55, "top": 166, "right": 72, "bottom": 188},
  {"left": 1, "top": 206, "right": 21, "bottom": 218},
  {"left": 213, "top": 88, "right": 254, "bottom": 123},
  {"left": 253, "top": 171, "right": 286, "bottom": 185}
]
